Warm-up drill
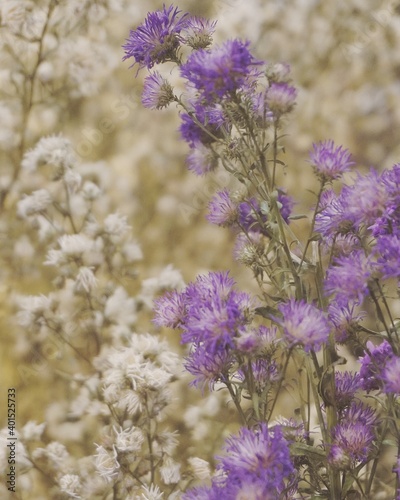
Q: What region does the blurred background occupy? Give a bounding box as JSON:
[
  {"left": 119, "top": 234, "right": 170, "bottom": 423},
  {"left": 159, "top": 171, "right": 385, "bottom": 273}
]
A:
[{"left": 1, "top": 0, "right": 400, "bottom": 496}]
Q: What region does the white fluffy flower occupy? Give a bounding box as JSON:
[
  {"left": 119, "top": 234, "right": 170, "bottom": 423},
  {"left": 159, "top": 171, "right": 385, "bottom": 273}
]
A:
[
  {"left": 81, "top": 180, "right": 101, "bottom": 200},
  {"left": 32, "top": 441, "right": 69, "bottom": 468},
  {"left": 94, "top": 445, "right": 120, "bottom": 483},
  {"left": 159, "top": 456, "right": 181, "bottom": 485},
  {"left": 64, "top": 169, "right": 82, "bottom": 193},
  {"left": 104, "top": 287, "right": 136, "bottom": 326},
  {"left": 104, "top": 213, "right": 130, "bottom": 239},
  {"left": 17, "top": 189, "right": 52, "bottom": 218},
  {"left": 16, "top": 294, "right": 53, "bottom": 327},
  {"left": 121, "top": 241, "right": 143, "bottom": 262},
  {"left": 21, "top": 421, "right": 46, "bottom": 441},
  {"left": 187, "top": 457, "right": 211, "bottom": 480},
  {"left": 114, "top": 426, "right": 144, "bottom": 453},
  {"left": 140, "top": 484, "right": 164, "bottom": 500},
  {"left": 59, "top": 474, "right": 82, "bottom": 499},
  {"left": 21, "top": 135, "right": 76, "bottom": 172},
  {"left": 74, "top": 267, "right": 98, "bottom": 293}
]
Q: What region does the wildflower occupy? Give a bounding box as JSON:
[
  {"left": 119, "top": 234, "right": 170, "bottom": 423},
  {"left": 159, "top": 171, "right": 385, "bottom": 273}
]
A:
[
  {"left": 21, "top": 135, "right": 76, "bottom": 173},
  {"left": 114, "top": 426, "right": 144, "bottom": 453},
  {"left": 375, "top": 234, "right": 400, "bottom": 279},
  {"left": 59, "top": 474, "right": 82, "bottom": 499},
  {"left": 359, "top": 340, "right": 394, "bottom": 392},
  {"left": 187, "top": 457, "right": 211, "bottom": 480},
  {"left": 276, "top": 299, "right": 330, "bottom": 352},
  {"left": 153, "top": 289, "right": 186, "bottom": 328},
  {"left": 381, "top": 356, "right": 400, "bottom": 394},
  {"left": 74, "top": 267, "right": 97, "bottom": 293},
  {"left": 94, "top": 444, "right": 120, "bottom": 482},
  {"left": 329, "top": 421, "right": 375, "bottom": 468},
  {"left": 184, "top": 345, "right": 234, "bottom": 391},
  {"left": 181, "top": 39, "right": 260, "bottom": 99},
  {"left": 324, "top": 250, "right": 374, "bottom": 307},
  {"left": 180, "top": 271, "right": 254, "bottom": 354},
  {"left": 207, "top": 189, "right": 238, "bottom": 227},
  {"left": 328, "top": 302, "right": 365, "bottom": 342},
  {"left": 237, "top": 358, "right": 280, "bottom": 392},
  {"left": 179, "top": 104, "right": 228, "bottom": 147},
  {"left": 218, "top": 424, "right": 295, "bottom": 495},
  {"left": 17, "top": 189, "right": 52, "bottom": 218},
  {"left": 186, "top": 144, "right": 219, "bottom": 176},
  {"left": 309, "top": 140, "right": 354, "bottom": 180},
  {"left": 140, "top": 483, "right": 164, "bottom": 500},
  {"left": 122, "top": 5, "right": 189, "bottom": 70},
  {"left": 182, "top": 16, "right": 217, "bottom": 50},
  {"left": 160, "top": 456, "right": 181, "bottom": 484},
  {"left": 265, "top": 82, "right": 297, "bottom": 116},
  {"left": 344, "top": 169, "right": 387, "bottom": 230},
  {"left": 233, "top": 231, "right": 264, "bottom": 269},
  {"left": 277, "top": 188, "right": 294, "bottom": 223},
  {"left": 334, "top": 372, "right": 361, "bottom": 410},
  {"left": 142, "top": 71, "right": 174, "bottom": 109},
  {"left": 315, "top": 189, "right": 356, "bottom": 239},
  {"left": 21, "top": 421, "right": 46, "bottom": 441}
]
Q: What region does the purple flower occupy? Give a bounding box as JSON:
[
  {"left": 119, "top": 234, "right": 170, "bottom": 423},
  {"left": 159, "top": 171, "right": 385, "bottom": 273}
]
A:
[
  {"left": 345, "top": 169, "right": 387, "bottom": 230},
  {"left": 342, "top": 401, "right": 378, "bottom": 428},
  {"left": 218, "top": 424, "right": 295, "bottom": 495},
  {"left": 375, "top": 234, "right": 400, "bottom": 279},
  {"left": 207, "top": 189, "right": 238, "bottom": 227},
  {"left": 276, "top": 299, "right": 330, "bottom": 352},
  {"left": 142, "top": 71, "right": 174, "bottom": 109},
  {"left": 238, "top": 197, "right": 263, "bottom": 232},
  {"left": 324, "top": 250, "right": 374, "bottom": 307},
  {"left": 328, "top": 302, "right": 365, "bottom": 343},
  {"left": 181, "top": 16, "right": 217, "bottom": 49},
  {"left": 184, "top": 347, "right": 233, "bottom": 391},
  {"left": 382, "top": 356, "right": 400, "bottom": 394},
  {"left": 122, "top": 5, "right": 189, "bottom": 70},
  {"left": 315, "top": 188, "right": 356, "bottom": 239},
  {"left": 186, "top": 144, "right": 218, "bottom": 176},
  {"left": 334, "top": 372, "right": 361, "bottom": 410},
  {"left": 180, "top": 271, "right": 254, "bottom": 355},
  {"left": 180, "top": 39, "right": 260, "bottom": 99},
  {"left": 329, "top": 421, "right": 375, "bottom": 468},
  {"left": 359, "top": 340, "right": 394, "bottom": 392},
  {"left": 179, "top": 104, "right": 229, "bottom": 147},
  {"left": 265, "top": 82, "right": 297, "bottom": 117},
  {"left": 237, "top": 358, "right": 280, "bottom": 392},
  {"left": 277, "top": 188, "right": 294, "bottom": 223},
  {"left": 309, "top": 140, "right": 354, "bottom": 180},
  {"left": 233, "top": 231, "right": 264, "bottom": 268},
  {"left": 153, "top": 290, "right": 186, "bottom": 328}
]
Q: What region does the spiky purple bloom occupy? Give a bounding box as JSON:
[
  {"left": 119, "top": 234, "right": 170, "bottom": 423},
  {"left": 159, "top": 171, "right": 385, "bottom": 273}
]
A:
[
  {"left": 142, "top": 71, "right": 174, "bottom": 109},
  {"left": 276, "top": 299, "right": 330, "bottom": 352},
  {"left": 328, "top": 302, "right": 365, "bottom": 343},
  {"left": 344, "top": 168, "right": 387, "bottom": 230},
  {"left": 324, "top": 250, "right": 374, "bottom": 307},
  {"left": 184, "top": 347, "right": 233, "bottom": 391},
  {"left": 329, "top": 421, "right": 375, "bottom": 468},
  {"left": 186, "top": 144, "right": 218, "bottom": 176},
  {"left": 218, "top": 424, "right": 295, "bottom": 495},
  {"left": 359, "top": 340, "right": 394, "bottom": 392},
  {"left": 178, "top": 272, "right": 254, "bottom": 356},
  {"left": 180, "top": 39, "right": 260, "bottom": 100},
  {"left": 237, "top": 358, "right": 280, "bottom": 392},
  {"left": 375, "top": 234, "right": 400, "bottom": 279},
  {"left": 122, "top": 5, "right": 189, "bottom": 70},
  {"left": 238, "top": 197, "right": 264, "bottom": 232},
  {"left": 207, "top": 189, "right": 238, "bottom": 227},
  {"left": 342, "top": 401, "right": 378, "bottom": 428},
  {"left": 179, "top": 104, "right": 228, "bottom": 147},
  {"left": 309, "top": 140, "right": 354, "bottom": 180},
  {"left": 381, "top": 356, "right": 400, "bottom": 394},
  {"left": 181, "top": 16, "right": 217, "bottom": 49},
  {"left": 265, "top": 82, "right": 297, "bottom": 116},
  {"left": 153, "top": 289, "right": 186, "bottom": 328},
  {"left": 334, "top": 372, "right": 361, "bottom": 410}
]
